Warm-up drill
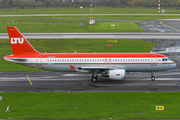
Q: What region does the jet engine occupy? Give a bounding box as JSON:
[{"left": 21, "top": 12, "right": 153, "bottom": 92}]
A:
[
  {"left": 101, "top": 69, "right": 126, "bottom": 80},
  {"left": 109, "top": 69, "right": 126, "bottom": 80}
]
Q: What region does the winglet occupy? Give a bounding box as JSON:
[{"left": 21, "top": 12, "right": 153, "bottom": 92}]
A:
[{"left": 7, "top": 26, "right": 39, "bottom": 55}]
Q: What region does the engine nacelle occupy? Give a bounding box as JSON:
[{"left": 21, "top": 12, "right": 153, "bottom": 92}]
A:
[{"left": 109, "top": 69, "right": 126, "bottom": 80}]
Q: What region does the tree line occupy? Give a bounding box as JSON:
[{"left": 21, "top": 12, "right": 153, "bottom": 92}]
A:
[{"left": 0, "top": 0, "right": 180, "bottom": 9}]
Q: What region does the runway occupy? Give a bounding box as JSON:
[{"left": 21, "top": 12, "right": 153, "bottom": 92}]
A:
[
  {"left": 1, "top": 32, "right": 180, "bottom": 39},
  {"left": 0, "top": 64, "right": 180, "bottom": 92}
]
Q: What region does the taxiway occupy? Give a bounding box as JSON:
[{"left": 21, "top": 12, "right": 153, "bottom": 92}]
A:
[{"left": 0, "top": 64, "right": 180, "bottom": 92}]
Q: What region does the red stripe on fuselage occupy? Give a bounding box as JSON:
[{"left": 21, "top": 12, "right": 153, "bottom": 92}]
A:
[{"left": 4, "top": 53, "right": 166, "bottom": 59}]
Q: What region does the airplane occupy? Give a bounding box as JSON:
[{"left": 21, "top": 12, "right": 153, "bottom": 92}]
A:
[{"left": 4, "top": 26, "right": 176, "bottom": 82}]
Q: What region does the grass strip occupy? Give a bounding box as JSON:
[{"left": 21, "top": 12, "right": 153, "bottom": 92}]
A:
[
  {"left": 89, "top": 22, "right": 143, "bottom": 32},
  {"left": 1, "top": 8, "right": 180, "bottom": 14},
  {"left": 0, "top": 92, "right": 180, "bottom": 119},
  {"left": 0, "top": 19, "right": 143, "bottom": 33},
  {"left": 0, "top": 39, "right": 154, "bottom": 72}
]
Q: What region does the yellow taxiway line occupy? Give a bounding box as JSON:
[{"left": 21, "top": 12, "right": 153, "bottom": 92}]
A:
[
  {"left": 159, "top": 21, "right": 180, "bottom": 32},
  {"left": 27, "top": 76, "right": 33, "bottom": 85}
]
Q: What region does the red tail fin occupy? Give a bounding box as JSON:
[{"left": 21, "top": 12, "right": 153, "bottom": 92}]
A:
[{"left": 7, "top": 26, "right": 39, "bottom": 55}]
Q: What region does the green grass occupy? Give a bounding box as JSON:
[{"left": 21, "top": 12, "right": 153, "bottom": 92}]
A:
[
  {"left": 89, "top": 22, "right": 143, "bottom": 32},
  {"left": 0, "top": 92, "right": 180, "bottom": 119},
  {"left": 0, "top": 17, "right": 144, "bottom": 33},
  {"left": 0, "top": 8, "right": 180, "bottom": 15},
  {"left": 0, "top": 39, "right": 154, "bottom": 72},
  {"left": 0, "top": 18, "right": 90, "bottom": 33}
]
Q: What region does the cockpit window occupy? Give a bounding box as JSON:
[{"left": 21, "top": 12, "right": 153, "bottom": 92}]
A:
[{"left": 162, "top": 58, "right": 169, "bottom": 61}]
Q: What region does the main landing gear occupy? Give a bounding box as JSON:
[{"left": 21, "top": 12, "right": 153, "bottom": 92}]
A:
[
  {"left": 151, "top": 72, "right": 155, "bottom": 81},
  {"left": 91, "top": 74, "right": 98, "bottom": 82}
]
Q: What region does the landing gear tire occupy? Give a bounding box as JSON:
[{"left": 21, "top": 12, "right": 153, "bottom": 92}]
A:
[
  {"left": 151, "top": 72, "right": 155, "bottom": 81},
  {"left": 92, "top": 77, "right": 97, "bottom": 82},
  {"left": 91, "top": 74, "right": 98, "bottom": 82},
  {"left": 151, "top": 76, "right": 155, "bottom": 81}
]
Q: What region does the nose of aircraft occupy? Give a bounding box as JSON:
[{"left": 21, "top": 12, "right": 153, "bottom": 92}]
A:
[
  {"left": 171, "top": 62, "right": 177, "bottom": 69},
  {"left": 173, "top": 62, "right": 177, "bottom": 68}
]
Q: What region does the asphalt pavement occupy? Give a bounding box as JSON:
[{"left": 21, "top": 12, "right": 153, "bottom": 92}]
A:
[{"left": 0, "top": 63, "right": 180, "bottom": 92}]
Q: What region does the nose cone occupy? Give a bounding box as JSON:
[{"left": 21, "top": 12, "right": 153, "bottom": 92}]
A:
[{"left": 172, "top": 62, "right": 177, "bottom": 69}]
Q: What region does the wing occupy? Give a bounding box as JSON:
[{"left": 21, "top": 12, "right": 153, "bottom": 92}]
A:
[{"left": 76, "top": 66, "right": 118, "bottom": 73}]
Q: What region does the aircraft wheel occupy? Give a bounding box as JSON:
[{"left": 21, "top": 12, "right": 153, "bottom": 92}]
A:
[
  {"left": 151, "top": 76, "right": 155, "bottom": 81},
  {"left": 91, "top": 76, "right": 97, "bottom": 82}
]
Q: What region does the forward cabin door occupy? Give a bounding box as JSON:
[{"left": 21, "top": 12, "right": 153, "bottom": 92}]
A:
[
  {"left": 151, "top": 55, "right": 157, "bottom": 66},
  {"left": 36, "top": 55, "right": 42, "bottom": 66}
]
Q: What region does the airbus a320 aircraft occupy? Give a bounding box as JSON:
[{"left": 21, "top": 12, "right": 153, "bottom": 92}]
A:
[{"left": 4, "top": 26, "right": 176, "bottom": 82}]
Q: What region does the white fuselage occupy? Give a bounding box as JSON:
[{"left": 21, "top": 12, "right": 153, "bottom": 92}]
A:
[{"left": 5, "top": 54, "right": 176, "bottom": 72}]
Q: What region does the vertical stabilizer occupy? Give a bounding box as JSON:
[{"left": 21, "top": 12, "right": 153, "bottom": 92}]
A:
[{"left": 7, "top": 26, "right": 39, "bottom": 55}]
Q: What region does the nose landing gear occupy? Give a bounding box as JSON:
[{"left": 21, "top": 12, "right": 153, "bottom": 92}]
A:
[
  {"left": 151, "top": 72, "right": 155, "bottom": 81},
  {"left": 91, "top": 74, "right": 98, "bottom": 82}
]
